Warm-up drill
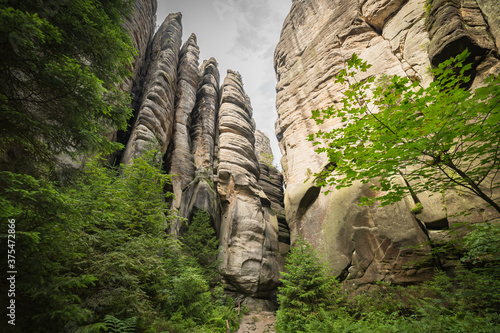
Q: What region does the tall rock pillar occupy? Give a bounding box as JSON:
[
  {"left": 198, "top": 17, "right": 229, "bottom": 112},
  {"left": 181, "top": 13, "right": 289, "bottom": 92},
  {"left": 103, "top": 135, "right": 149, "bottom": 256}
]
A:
[
  {"left": 122, "top": 13, "right": 183, "bottom": 163},
  {"left": 217, "top": 71, "right": 282, "bottom": 309}
]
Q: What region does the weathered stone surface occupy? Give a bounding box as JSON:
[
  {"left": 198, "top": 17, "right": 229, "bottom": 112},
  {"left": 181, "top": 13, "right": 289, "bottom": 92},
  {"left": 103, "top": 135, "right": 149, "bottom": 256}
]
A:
[
  {"left": 106, "top": 0, "right": 156, "bottom": 150},
  {"left": 476, "top": 0, "right": 500, "bottom": 49},
  {"left": 360, "top": 0, "right": 406, "bottom": 31},
  {"left": 166, "top": 34, "right": 200, "bottom": 214},
  {"left": 191, "top": 58, "right": 220, "bottom": 171},
  {"left": 255, "top": 131, "right": 289, "bottom": 255},
  {"left": 120, "top": 0, "right": 157, "bottom": 96},
  {"left": 179, "top": 171, "right": 221, "bottom": 236},
  {"left": 171, "top": 58, "right": 222, "bottom": 233},
  {"left": 122, "top": 13, "right": 182, "bottom": 163},
  {"left": 217, "top": 71, "right": 281, "bottom": 302},
  {"left": 274, "top": 0, "right": 500, "bottom": 288},
  {"left": 255, "top": 130, "right": 274, "bottom": 165},
  {"left": 285, "top": 176, "right": 433, "bottom": 286},
  {"left": 426, "top": 0, "right": 496, "bottom": 67}
]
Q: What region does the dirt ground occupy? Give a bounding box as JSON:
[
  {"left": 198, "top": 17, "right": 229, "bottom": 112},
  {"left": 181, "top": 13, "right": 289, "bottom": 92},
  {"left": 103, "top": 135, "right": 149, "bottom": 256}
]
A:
[{"left": 235, "top": 311, "right": 276, "bottom": 333}]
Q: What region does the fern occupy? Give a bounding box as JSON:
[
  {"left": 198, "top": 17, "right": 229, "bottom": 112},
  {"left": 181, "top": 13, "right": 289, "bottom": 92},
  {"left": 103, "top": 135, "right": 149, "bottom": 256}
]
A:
[{"left": 104, "top": 315, "right": 137, "bottom": 333}]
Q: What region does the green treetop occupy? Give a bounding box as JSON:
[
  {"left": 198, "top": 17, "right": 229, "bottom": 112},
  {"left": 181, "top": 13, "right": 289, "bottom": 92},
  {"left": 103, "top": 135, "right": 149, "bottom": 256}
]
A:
[
  {"left": 0, "top": 0, "right": 135, "bottom": 175},
  {"left": 277, "top": 237, "right": 342, "bottom": 332}
]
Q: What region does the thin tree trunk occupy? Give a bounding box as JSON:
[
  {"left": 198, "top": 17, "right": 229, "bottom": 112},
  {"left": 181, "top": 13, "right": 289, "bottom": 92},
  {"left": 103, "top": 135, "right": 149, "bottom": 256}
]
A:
[{"left": 446, "top": 160, "right": 500, "bottom": 214}]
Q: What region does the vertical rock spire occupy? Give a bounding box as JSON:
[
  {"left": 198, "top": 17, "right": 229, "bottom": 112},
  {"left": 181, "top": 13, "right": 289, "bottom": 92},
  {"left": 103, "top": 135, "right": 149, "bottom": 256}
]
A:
[
  {"left": 191, "top": 58, "right": 220, "bottom": 172},
  {"left": 122, "top": 12, "right": 182, "bottom": 164},
  {"left": 216, "top": 71, "right": 281, "bottom": 308},
  {"left": 167, "top": 33, "right": 200, "bottom": 213}
]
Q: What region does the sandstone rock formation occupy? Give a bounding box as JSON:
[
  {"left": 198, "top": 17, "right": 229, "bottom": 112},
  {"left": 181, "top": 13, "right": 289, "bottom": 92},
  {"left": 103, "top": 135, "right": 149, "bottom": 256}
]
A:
[
  {"left": 120, "top": 0, "right": 157, "bottom": 96},
  {"left": 122, "top": 12, "right": 182, "bottom": 164},
  {"left": 191, "top": 58, "right": 220, "bottom": 173},
  {"left": 118, "top": 8, "right": 286, "bottom": 306},
  {"left": 166, "top": 34, "right": 200, "bottom": 214},
  {"left": 216, "top": 71, "right": 282, "bottom": 308},
  {"left": 177, "top": 58, "right": 221, "bottom": 234},
  {"left": 274, "top": 0, "right": 499, "bottom": 287},
  {"left": 255, "top": 130, "right": 289, "bottom": 250}
]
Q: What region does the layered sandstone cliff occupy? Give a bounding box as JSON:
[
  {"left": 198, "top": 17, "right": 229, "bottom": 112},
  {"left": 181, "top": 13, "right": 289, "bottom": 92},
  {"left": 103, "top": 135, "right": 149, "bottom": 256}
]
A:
[
  {"left": 274, "top": 0, "right": 500, "bottom": 286},
  {"left": 216, "top": 71, "right": 283, "bottom": 308},
  {"left": 119, "top": 9, "right": 286, "bottom": 307},
  {"left": 123, "top": 12, "right": 182, "bottom": 163}
]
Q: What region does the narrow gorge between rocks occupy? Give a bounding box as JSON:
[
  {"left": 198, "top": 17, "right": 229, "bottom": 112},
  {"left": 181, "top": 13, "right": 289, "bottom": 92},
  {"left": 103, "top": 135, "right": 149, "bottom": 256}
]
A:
[
  {"left": 1, "top": 0, "right": 499, "bottom": 332},
  {"left": 118, "top": 0, "right": 500, "bottom": 307}
]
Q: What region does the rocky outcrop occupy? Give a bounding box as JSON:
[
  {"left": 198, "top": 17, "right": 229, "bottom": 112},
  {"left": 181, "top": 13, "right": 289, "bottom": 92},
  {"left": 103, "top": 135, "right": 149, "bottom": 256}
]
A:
[
  {"left": 426, "top": 0, "right": 496, "bottom": 68},
  {"left": 217, "top": 71, "right": 282, "bottom": 308},
  {"left": 255, "top": 130, "right": 274, "bottom": 165},
  {"left": 120, "top": 0, "right": 157, "bottom": 96},
  {"left": 177, "top": 58, "right": 221, "bottom": 233},
  {"left": 476, "top": 0, "right": 500, "bottom": 49},
  {"left": 118, "top": 7, "right": 287, "bottom": 306},
  {"left": 274, "top": 0, "right": 499, "bottom": 287},
  {"left": 122, "top": 13, "right": 182, "bottom": 164},
  {"left": 191, "top": 58, "right": 220, "bottom": 172},
  {"left": 255, "top": 130, "right": 289, "bottom": 249},
  {"left": 166, "top": 34, "right": 200, "bottom": 214}
]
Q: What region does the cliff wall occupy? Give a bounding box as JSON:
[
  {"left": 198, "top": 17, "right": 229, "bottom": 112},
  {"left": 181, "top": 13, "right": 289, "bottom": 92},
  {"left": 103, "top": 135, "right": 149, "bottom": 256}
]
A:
[{"left": 274, "top": 0, "right": 500, "bottom": 286}]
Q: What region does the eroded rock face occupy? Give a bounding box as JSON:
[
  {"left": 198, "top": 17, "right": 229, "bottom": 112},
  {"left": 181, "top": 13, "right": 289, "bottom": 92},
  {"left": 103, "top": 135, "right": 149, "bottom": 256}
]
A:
[
  {"left": 122, "top": 13, "right": 183, "bottom": 164},
  {"left": 191, "top": 59, "right": 220, "bottom": 171},
  {"left": 426, "top": 0, "right": 496, "bottom": 68},
  {"left": 166, "top": 34, "right": 200, "bottom": 214},
  {"left": 255, "top": 130, "right": 289, "bottom": 249},
  {"left": 217, "top": 71, "right": 282, "bottom": 306},
  {"left": 2, "top": 0, "right": 288, "bottom": 307},
  {"left": 120, "top": 0, "right": 157, "bottom": 96},
  {"left": 178, "top": 58, "right": 221, "bottom": 233},
  {"left": 119, "top": 7, "right": 287, "bottom": 306},
  {"left": 274, "top": 0, "right": 499, "bottom": 287}
]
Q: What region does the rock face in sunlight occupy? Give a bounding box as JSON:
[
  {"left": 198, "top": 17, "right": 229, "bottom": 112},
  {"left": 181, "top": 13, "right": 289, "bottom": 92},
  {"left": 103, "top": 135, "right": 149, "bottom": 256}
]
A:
[
  {"left": 274, "top": 0, "right": 499, "bottom": 288},
  {"left": 119, "top": 9, "right": 286, "bottom": 308},
  {"left": 216, "top": 71, "right": 282, "bottom": 308},
  {"left": 122, "top": 12, "right": 182, "bottom": 164}
]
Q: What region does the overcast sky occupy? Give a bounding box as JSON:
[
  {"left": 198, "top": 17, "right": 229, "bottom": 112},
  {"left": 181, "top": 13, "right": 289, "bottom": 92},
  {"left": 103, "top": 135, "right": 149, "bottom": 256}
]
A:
[{"left": 156, "top": 0, "right": 291, "bottom": 167}]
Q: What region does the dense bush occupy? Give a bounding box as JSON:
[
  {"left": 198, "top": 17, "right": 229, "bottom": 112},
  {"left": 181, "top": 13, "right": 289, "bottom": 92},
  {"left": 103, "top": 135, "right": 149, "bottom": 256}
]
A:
[{"left": 276, "top": 237, "right": 343, "bottom": 332}]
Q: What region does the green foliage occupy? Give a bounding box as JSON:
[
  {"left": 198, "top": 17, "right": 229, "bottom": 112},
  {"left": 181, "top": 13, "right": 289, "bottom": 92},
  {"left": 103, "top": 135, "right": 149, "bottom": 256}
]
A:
[
  {"left": 0, "top": 152, "right": 241, "bottom": 333},
  {"left": 182, "top": 210, "right": 220, "bottom": 282},
  {"left": 309, "top": 51, "right": 500, "bottom": 213},
  {"left": 104, "top": 315, "right": 137, "bottom": 333},
  {"left": 276, "top": 237, "right": 343, "bottom": 332},
  {"left": 0, "top": 0, "right": 135, "bottom": 174},
  {"left": 281, "top": 265, "right": 500, "bottom": 332},
  {"left": 410, "top": 202, "right": 423, "bottom": 214},
  {"left": 461, "top": 222, "right": 500, "bottom": 268},
  {"left": 277, "top": 232, "right": 500, "bottom": 332}
]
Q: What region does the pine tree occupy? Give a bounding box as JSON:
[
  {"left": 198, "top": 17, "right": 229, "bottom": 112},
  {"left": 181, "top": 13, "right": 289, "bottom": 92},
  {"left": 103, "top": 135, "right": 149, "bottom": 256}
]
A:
[
  {"left": 182, "top": 209, "right": 220, "bottom": 282},
  {"left": 276, "top": 237, "right": 341, "bottom": 332}
]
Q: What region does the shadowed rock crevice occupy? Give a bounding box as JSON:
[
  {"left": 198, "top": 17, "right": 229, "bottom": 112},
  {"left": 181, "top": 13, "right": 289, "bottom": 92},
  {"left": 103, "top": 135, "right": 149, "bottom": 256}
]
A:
[{"left": 296, "top": 186, "right": 321, "bottom": 220}]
